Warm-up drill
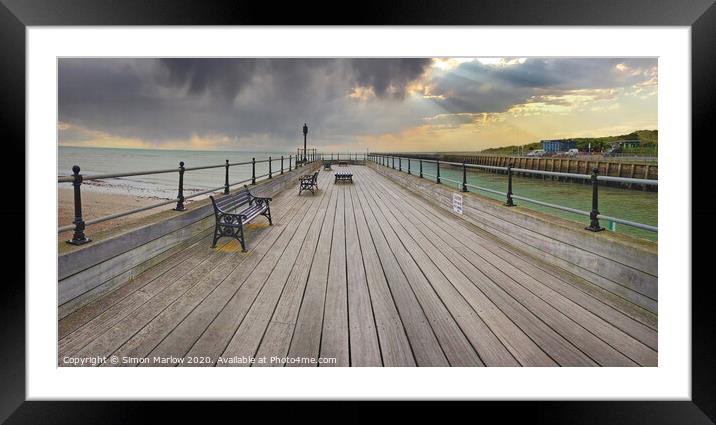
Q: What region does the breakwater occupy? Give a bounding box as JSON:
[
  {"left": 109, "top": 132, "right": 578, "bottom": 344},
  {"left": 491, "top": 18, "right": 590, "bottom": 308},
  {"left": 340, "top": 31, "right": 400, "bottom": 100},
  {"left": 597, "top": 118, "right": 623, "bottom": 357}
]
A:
[{"left": 386, "top": 153, "right": 657, "bottom": 190}]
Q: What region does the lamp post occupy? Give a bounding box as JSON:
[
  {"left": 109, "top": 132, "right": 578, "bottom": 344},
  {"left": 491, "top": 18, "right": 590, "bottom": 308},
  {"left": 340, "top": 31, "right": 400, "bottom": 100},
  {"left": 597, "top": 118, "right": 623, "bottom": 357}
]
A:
[{"left": 302, "top": 123, "right": 308, "bottom": 164}]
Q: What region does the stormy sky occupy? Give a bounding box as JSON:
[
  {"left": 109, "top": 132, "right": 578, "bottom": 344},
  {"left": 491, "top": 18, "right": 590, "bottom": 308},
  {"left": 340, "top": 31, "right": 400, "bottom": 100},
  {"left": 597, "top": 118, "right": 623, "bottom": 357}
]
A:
[{"left": 58, "top": 57, "right": 657, "bottom": 152}]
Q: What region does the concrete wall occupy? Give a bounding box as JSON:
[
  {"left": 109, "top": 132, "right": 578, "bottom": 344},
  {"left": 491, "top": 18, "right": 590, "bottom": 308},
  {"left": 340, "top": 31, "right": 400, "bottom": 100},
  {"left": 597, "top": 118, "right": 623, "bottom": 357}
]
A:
[
  {"left": 368, "top": 162, "right": 658, "bottom": 314},
  {"left": 58, "top": 162, "right": 320, "bottom": 318}
]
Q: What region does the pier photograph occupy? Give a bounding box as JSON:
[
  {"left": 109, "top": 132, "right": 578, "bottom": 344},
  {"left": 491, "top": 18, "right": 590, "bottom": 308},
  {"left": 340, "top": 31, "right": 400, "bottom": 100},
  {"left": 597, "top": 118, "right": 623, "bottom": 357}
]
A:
[{"left": 57, "top": 57, "right": 658, "bottom": 368}]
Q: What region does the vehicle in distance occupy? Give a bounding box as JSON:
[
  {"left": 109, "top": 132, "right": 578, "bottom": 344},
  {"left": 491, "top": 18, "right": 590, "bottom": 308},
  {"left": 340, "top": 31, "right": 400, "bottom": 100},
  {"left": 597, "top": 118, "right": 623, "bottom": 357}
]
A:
[{"left": 603, "top": 146, "right": 622, "bottom": 157}]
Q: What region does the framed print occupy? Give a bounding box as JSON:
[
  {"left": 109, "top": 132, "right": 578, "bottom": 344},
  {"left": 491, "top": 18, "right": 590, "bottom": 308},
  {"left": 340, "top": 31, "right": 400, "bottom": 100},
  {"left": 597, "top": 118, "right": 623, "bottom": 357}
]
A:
[{"left": 2, "top": 0, "right": 715, "bottom": 423}]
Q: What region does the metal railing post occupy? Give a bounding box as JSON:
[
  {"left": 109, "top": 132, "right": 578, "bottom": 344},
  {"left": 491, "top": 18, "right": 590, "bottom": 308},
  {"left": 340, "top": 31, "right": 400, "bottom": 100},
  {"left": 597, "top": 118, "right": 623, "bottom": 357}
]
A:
[
  {"left": 399, "top": 157, "right": 402, "bottom": 172},
  {"left": 419, "top": 159, "right": 423, "bottom": 178},
  {"left": 392, "top": 156, "right": 395, "bottom": 169},
  {"left": 505, "top": 163, "right": 515, "bottom": 206},
  {"left": 224, "top": 159, "right": 230, "bottom": 194},
  {"left": 281, "top": 155, "right": 284, "bottom": 174},
  {"left": 269, "top": 156, "right": 272, "bottom": 179},
  {"left": 408, "top": 158, "right": 411, "bottom": 175},
  {"left": 436, "top": 160, "right": 441, "bottom": 184},
  {"left": 289, "top": 155, "right": 292, "bottom": 171},
  {"left": 251, "top": 157, "right": 256, "bottom": 185},
  {"left": 174, "top": 161, "right": 186, "bottom": 211},
  {"left": 586, "top": 167, "right": 604, "bottom": 231},
  {"left": 67, "top": 165, "right": 91, "bottom": 245},
  {"left": 462, "top": 161, "right": 468, "bottom": 192}
]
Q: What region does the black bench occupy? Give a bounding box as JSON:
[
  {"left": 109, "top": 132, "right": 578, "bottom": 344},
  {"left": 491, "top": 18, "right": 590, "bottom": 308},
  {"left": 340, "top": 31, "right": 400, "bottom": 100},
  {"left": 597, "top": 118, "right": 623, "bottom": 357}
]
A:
[
  {"left": 299, "top": 171, "right": 319, "bottom": 195},
  {"left": 323, "top": 161, "right": 332, "bottom": 170},
  {"left": 334, "top": 172, "right": 353, "bottom": 184},
  {"left": 209, "top": 186, "right": 272, "bottom": 251},
  {"left": 338, "top": 161, "right": 348, "bottom": 167}
]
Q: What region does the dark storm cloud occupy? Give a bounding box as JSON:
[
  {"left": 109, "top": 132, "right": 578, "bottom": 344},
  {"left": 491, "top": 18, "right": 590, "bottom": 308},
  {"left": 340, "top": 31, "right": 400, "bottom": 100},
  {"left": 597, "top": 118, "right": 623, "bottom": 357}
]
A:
[
  {"left": 156, "top": 58, "right": 260, "bottom": 100},
  {"left": 154, "top": 58, "right": 432, "bottom": 101},
  {"left": 347, "top": 58, "right": 431, "bottom": 98},
  {"left": 59, "top": 58, "right": 433, "bottom": 147}
]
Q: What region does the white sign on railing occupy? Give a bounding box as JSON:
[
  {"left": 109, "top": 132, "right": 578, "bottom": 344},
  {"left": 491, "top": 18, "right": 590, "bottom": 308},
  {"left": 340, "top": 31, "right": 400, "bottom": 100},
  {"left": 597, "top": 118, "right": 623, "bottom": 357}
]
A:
[{"left": 452, "top": 193, "right": 463, "bottom": 215}]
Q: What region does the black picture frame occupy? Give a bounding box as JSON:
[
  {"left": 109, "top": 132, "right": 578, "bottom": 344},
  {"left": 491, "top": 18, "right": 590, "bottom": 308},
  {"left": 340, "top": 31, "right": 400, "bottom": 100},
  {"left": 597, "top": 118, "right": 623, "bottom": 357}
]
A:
[{"left": 2, "top": 0, "right": 714, "bottom": 423}]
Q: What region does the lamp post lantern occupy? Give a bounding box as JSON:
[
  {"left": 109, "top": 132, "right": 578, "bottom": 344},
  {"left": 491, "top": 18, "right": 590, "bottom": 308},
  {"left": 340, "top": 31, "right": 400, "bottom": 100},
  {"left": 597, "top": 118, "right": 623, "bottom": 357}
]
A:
[{"left": 302, "top": 123, "right": 308, "bottom": 163}]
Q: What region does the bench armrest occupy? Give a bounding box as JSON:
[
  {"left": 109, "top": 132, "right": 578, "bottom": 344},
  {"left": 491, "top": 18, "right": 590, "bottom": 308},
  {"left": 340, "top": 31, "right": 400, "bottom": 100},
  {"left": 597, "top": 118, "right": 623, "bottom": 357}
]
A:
[
  {"left": 249, "top": 195, "right": 272, "bottom": 207},
  {"left": 215, "top": 209, "right": 244, "bottom": 224}
]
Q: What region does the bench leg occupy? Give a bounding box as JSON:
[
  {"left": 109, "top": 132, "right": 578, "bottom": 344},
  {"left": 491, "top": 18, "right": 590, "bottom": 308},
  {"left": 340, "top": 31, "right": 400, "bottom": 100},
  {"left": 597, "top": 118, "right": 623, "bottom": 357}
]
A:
[
  {"left": 237, "top": 224, "right": 247, "bottom": 252},
  {"left": 211, "top": 224, "right": 221, "bottom": 248},
  {"left": 264, "top": 205, "right": 273, "bottom": 225}
]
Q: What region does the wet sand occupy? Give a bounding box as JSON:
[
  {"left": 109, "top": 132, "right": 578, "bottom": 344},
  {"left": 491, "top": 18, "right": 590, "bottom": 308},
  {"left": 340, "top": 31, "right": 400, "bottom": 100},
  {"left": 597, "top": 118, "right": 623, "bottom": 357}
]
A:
[{"left": 58, "top": 188, "right": 174, "bottom": 241}]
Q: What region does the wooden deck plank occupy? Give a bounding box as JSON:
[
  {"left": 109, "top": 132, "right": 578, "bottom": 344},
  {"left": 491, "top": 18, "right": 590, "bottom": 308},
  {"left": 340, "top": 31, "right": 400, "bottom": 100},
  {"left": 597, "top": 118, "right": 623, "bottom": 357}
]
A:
[
  {"left": 285, "top": 188, "right": 339, "bottom": 366},
  {"left": 353, "top": 182, "right": 483, "bottom": 366},
  {"left": 348, "top": 184, "right": 416, "bottom": 367},
  {"left": 180, "top": 178, "right": 328, "bottom": 365},
  {"left": 70, "top": 236, "right": 237, "bottom": 361},
  {"left": 319, "top": 188, "right": 350, "bottom": 366},
  {"left": 364, "top": 172, "right": 556, "bottom": 367},
  {"left": 343, "top": 182, "right": 383, "bottom": 366},
  {"left": 369, "top": 170, "right": 657, "bottom": 362},
  {"left": 361, "top": 170, "right": 594, "bottom": 366},
  {"left": 58, "top": 192, "right": 300, "bottom": 357},
  {"left": 145, "top": 188, "right": 315, "bottom": 364},
  {"left": 58, "top": 231, "right": 213, "bottom": 340},
  {"left": 359, "top": 171, "right": 519, "bottom": 367},
  {"left": 493, "top": 247, "right": 657, "bottom": 349},
  {"left": 252, "top": 182, "right": 335, "bottom": 367},
  {"left": 363, "top": 169, "right": 641, "bottom": 366},
  {"left": 59, "top": 189, "right": 298, "bottom": 340},
  {"left": 469, "top": 246, "right": 656, "bottom": 366},
  {"left": 375, "top": 172, "right": 657, "bottom": 351},
  {"left": 352, "top": 182, "right": 448, "bottom": 367},
  {"left": 58, "top": 237, "right": 233, "bottom": 361},
  {"left": 506, "top": 247, "right": 658, "bottom": 330},
  {"left": 108, "top": 192, "right": 309, "bottom": 364},
  {"left": 219, "top": 176, "right": 334, "bottom": 366}
]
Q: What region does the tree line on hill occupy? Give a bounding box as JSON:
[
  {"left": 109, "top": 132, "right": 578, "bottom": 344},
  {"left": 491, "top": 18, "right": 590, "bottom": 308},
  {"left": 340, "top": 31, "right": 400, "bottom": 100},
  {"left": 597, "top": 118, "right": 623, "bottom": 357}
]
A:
[{"left": 482, "top": 130, "right": 658, "bottom": 154}]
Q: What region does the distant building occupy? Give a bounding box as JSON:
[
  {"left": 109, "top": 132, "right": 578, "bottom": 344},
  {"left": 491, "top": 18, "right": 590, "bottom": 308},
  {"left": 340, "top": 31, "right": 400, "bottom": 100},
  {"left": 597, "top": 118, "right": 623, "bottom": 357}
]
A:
[
  {"left": 541, "top": 139, "right": 577, "bottom": 153},
  {"left": 611, "top": 140, "right": 641, "bottom": 149}
]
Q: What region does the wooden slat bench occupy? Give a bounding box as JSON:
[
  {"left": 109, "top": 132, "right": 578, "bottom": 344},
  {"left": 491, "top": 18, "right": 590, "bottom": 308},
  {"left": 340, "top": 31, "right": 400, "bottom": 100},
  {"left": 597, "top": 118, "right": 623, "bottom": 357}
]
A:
[
  {"left": 299, "top": 171, "right": 319, "bottom": 195},
  {"left": 335, "top": 172, "right": 353, "bottom": 184},
  {"left": 209, "top": 186, "right": 272, "bottom": 251}
]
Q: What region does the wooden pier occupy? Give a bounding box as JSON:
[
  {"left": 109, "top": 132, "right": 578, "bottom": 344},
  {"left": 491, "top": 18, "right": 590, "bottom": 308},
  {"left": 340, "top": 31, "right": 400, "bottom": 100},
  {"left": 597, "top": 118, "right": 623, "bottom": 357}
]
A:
[{"left": 59, "top": 165, "right": 657, "bottom": 367}]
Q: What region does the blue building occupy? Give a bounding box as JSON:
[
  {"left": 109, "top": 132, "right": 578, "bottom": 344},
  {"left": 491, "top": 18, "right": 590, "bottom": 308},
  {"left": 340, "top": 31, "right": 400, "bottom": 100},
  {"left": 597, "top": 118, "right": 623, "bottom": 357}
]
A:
[{"left": 541, "top": 139, "right": 577, "bottom": 153}]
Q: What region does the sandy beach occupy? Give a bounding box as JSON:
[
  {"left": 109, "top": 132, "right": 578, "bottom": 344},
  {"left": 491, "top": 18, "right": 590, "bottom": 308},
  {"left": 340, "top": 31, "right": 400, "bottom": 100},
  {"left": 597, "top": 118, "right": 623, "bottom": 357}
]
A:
[{"left": 58, "top": 188, "right": 176, "bottom": 241}]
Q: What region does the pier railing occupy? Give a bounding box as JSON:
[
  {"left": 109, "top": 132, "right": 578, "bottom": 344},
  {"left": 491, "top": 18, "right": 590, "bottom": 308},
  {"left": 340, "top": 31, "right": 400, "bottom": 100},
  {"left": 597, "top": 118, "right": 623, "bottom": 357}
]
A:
[
  {"left": 318, "top": 153, "right": 367, "bottom": 162},
  {"left": 58, "top": 154, "right": 318, "bottom": 245},
  {"left": 368, "top": 154, "right": 657, "bottom": 234}
]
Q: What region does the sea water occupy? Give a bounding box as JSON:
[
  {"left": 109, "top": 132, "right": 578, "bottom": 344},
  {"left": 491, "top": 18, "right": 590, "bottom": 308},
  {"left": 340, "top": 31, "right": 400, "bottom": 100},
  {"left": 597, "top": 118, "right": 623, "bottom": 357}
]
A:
[{"left": 58, "top": 146, "right": 297, "bottom": 199}]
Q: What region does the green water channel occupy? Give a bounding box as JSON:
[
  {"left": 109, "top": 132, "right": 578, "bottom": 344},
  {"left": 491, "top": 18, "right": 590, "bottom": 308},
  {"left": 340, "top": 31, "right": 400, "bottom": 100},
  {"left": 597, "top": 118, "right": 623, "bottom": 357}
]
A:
[{"left": 392, "top": 160, "right": 657, "bottom": 242}]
